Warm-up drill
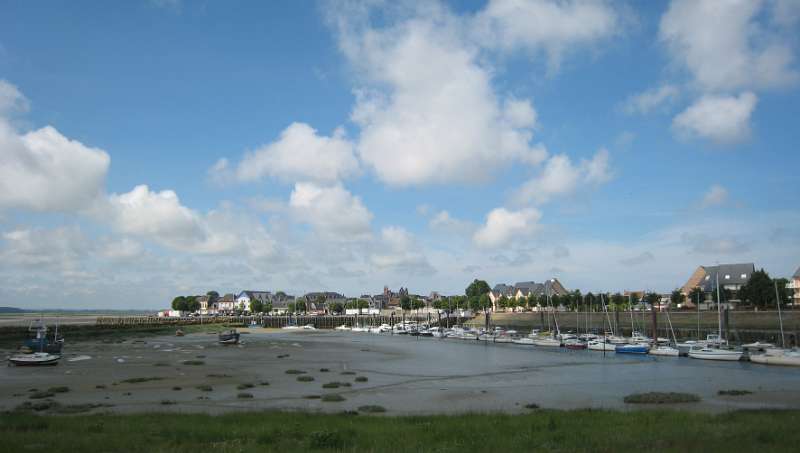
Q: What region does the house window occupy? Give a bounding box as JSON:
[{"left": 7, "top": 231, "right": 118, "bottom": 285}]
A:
[
  {"left": 705, "top": 276, "right": 710, "bottom": 280},
  {"left": 724, "top": 274, "right": 730, "bottom": 279},
  {"left": 741, "top": 274, "right": 747, "bottom": 279}
]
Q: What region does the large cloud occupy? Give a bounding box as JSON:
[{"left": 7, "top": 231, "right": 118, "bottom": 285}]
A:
[
  {"left": 289, "top": 182, "right": 373, "bottom": 238},
  {"left": 102, "top": 185, "right": 243, "bottom": 254},
  {"left": 672, "top": 92, "right": 757, "bottom": 145},
  {"left": 0, "top": 120, "right": 110, "bottom": 212},
  {"left": 332, "top": 3, "right": 547, "bottom": 187},
  {"left": 472, "top": 0, "right": 622, "bottom": 71},
  {"left": 225, "top": 122, "right": 359, "bottom": 184},
  {"left": 473, "top": 207, "right": 541, "bottom": 248},
  {"left": 659, "top": 0, "right": 798, "bottom": 92},
  {"left": 515, "top": 148, "right": 613, "bottom": 204}
]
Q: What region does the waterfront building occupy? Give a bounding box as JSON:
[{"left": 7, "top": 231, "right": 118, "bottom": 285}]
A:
[
  {"left": 681, "top": 263, "right": 755, "bottom": 308},
  {"left": 790, "top": 266, "right": 800, "bottom": 306}
]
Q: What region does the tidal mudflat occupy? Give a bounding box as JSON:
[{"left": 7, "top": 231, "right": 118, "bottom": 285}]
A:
[{"left": 3, "top": 329, "right": 800, "bottom": 415}]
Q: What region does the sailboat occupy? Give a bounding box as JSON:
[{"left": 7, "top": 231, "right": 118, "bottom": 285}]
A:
[
  {"left": 688, "top": 271, "right": 742, "bottom": 361},
  {"left": 649, "top": 309, "right": 680, "bottom": 357},
  {"left": 750, "top": 281, "right": 800, "bottom": 366},
  {"left": 533, "top": 288, "right": 562, "bottom": 347},
  {"left": 588, "top": 295, "right": 620, "bottom": 351}
]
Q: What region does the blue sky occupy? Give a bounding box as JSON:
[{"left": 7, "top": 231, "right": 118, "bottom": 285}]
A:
[{"left": 1, "top": 0, "right": 799, "bottom": 309}]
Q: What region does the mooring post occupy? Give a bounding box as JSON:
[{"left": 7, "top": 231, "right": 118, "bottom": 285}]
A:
[{"left": 651, "top": 304, "right": 658, "bottom": 341}]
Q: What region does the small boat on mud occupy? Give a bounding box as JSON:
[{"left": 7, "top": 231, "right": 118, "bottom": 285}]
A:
[
  {"left": 8, "top": 352, "right": 61, "bottom": 366},
  {"left": 218, "top": 329, "right": 240, "bottom": 345},
  {"left": 175, "top": 329, "right": 185, "bottom": 337},
  {"left": 749, "top": 349, "right": 800, "bottom": 366},
  {"left": 22, "top": 320, "right": 64, "bottom": 354}
]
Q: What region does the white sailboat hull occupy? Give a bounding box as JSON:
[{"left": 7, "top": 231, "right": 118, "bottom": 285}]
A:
[
  {"left": 749, "top": 350, "right": 800, "bottom": 367},
  {"left": 688, "top": 348, "right": 742, "bottom": 361},
  {"left": 649, "top": 346, "right": 680, "bottom": 357},
  {"left": 587, "top": 341, "right": 616, "bottom": 352},
  {"left": 532, "top": 338, "right": 561, "bottom": 347}
]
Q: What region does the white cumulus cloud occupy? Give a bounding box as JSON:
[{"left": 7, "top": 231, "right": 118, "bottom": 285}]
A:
[
  {"left": 289, "top": 182, "right": 372, "bottom": 239},
  {"left": 672, "top": 92, "right": 757, "bottom": 145},
  {"left": 515, "top": 148, "right": 613, "bottom": 204},
  {"left": 0, "top": 120, "right": 110, "bottom": 212},
  {"left": 231, "top": 122, "right": 359, "bottom": 184},
  {"left": 333, "top": 4, "right": 546, "bottom": 187},
  {"left": 659, "top": 0, "right": 799, "bottom": 92},
  {"left": 473, "top": 207, "right": 541, "bottom": 248},
  {"left": 472, "top": 0, "right": 622, "bottom": 72}
]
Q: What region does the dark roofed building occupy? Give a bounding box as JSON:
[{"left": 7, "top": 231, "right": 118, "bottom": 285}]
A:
[{"left": 681, "top": 263, "right": 755, "bottom": 307}]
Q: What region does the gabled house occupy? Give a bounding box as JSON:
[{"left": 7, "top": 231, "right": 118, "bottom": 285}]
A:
[
  {"left": 489, "top": 279, "right": 569, "bottom": 311},
  {"left": 197, "top": 295, "right": 218, "bottom": 315},
  {"left": 681, "top": 263, "right": 755, "bottom": 307},
  {"left": 216, "top": 293, "right": 236, "bottom": 313},
  {"left": 235, "top": 290, "right": 272, "bottom": 312},
  {"left": 302, "top": 292, "right": 346, "bottom": 312}
]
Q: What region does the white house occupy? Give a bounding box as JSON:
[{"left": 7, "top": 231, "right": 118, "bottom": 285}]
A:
[{"left": 235, "top": 290, "right": 272, "bottom": 312}]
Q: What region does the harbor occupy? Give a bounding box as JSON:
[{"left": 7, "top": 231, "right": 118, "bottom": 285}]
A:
[{"left": 3, "top": 327, "right": 800, "bottom": 415}]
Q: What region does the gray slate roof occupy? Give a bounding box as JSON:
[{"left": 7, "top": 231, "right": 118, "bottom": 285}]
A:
[{"left": 698, "top": 263, "right": 755, "bottom": 291}]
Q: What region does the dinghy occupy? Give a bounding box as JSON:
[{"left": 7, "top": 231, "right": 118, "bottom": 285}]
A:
[
  {"left": 8, "top": 352, "right": 61, "bottom": 366},
  {"left": 218, "top": 329, "right": 240, "bottom": 345}
]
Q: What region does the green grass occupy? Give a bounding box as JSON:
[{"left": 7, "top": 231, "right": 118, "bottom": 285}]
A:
[
  {"left": 296, "top": 376, "right": 315, "bottom": 382},
  {"left": 1, "top": 410, "right": 798, "bottom": 451},
  {"left": 624, "top": 392, "right": 701, "bottom": 404}
]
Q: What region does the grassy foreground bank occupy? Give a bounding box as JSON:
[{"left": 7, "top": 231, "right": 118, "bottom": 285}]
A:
[{"left": 2, "top": 410, "right": 799, "bottom": 452}]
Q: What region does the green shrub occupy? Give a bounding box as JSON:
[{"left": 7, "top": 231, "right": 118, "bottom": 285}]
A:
[
  {"left": 624, "top": 392, "right": 700, "bottom": 404},
  {"left": 357, "top": 405, "right": 386, "bottom": 413}
]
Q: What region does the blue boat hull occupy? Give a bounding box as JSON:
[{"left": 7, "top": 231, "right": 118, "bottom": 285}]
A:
[{"left": 616, "top": 345, "right": 649, "bottom": 354}]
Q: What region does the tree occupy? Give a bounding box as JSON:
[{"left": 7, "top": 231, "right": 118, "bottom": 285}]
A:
[
  {"left": 739, "top": 269, "right": 772, "bottom": 307},
  {"left": 264, "top": 302, "right": 273, "bottom": 314},
  {"left": 688, "top": 287, "right": 704, "bottom": 307},
  {"left": 330, "top": 302, "right": 344, "bottom": 315},
  {"left": 206, "top": 291, "right": 219, "bottom": 299},
  {"left": 497, "top": 295, "right": 508, "bottom": 311},
  {"left": 610, "top": 292, "right": 624, "bottom": 309},
  {"left": 287, "top": 302, "right": 296, "bottom": 313},
  {"left": 250, "top": 299, "right": 264, "bottom": 313},
  {"left": 465, "top": 279, "right": 491, "bottom": 298},
  {"left": 171, "top": 296, "right": 186, "bottom": 311},
  {"left": 295, "top": 300, "right": 307, "bottom": 314},
  {"left": 412, "top": 298, "right": 424, "bottom": 311},
  {"left": 315, "top": 294, "right": 327, "bottom": 312},
  {"left": 185, "top": 296, "right": 200, "bottom": 313},
  {"left": 645, "top": 292, "right": 660, "bottom": 308},
  {"left": 400, "top": 295, "right": 412, "bottom": 312},
  {"left": 669, "top": 289, "right": 685, "bottom": 308}
]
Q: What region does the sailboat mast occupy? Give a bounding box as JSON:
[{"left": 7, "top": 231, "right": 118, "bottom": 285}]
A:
[
  {"left": 774, "top": 280, "right": 786, "bottom": 349},
  {"left": 716, "top": 270, "right": 722, "bottom": 341}
]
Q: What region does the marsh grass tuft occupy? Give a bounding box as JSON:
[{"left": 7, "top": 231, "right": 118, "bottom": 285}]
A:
[
  {"left": 354, "top": 376, "right": 368, "bottom": 382},
  {"left": 47, "top": 386, "right": 69, "bottom": 393},
  {"left": 181, "top": 360, "right": 205, "bottom": 366},
  {"left": 195, "top": 385, "right": 213, "bottom": 392},
  {"left": 624, "top": 392, "right": 700, "bottom": 404},
  {"left": 719, "top": 389, "right": 753, "bottom": 396},
  {"left": 237, "top": 393, "right": 254, "bottom": 399},
  {"left": 321, "top": 394, "right": 345, "bottom": 402},
  {"left": 237, "top": 383, "right": 254, "bottom": 390},
  {"left": 285, "top": 369, "right": 306, "bottom": 374},
  {"left": 297, "top": 376, "right": 315, "bottom": 382},
  {"left": 119, "top": 377, "right": 164, "bottom": 384},
  {"left": 357, "top": 405, "right": 386, "bottom": 413}
]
